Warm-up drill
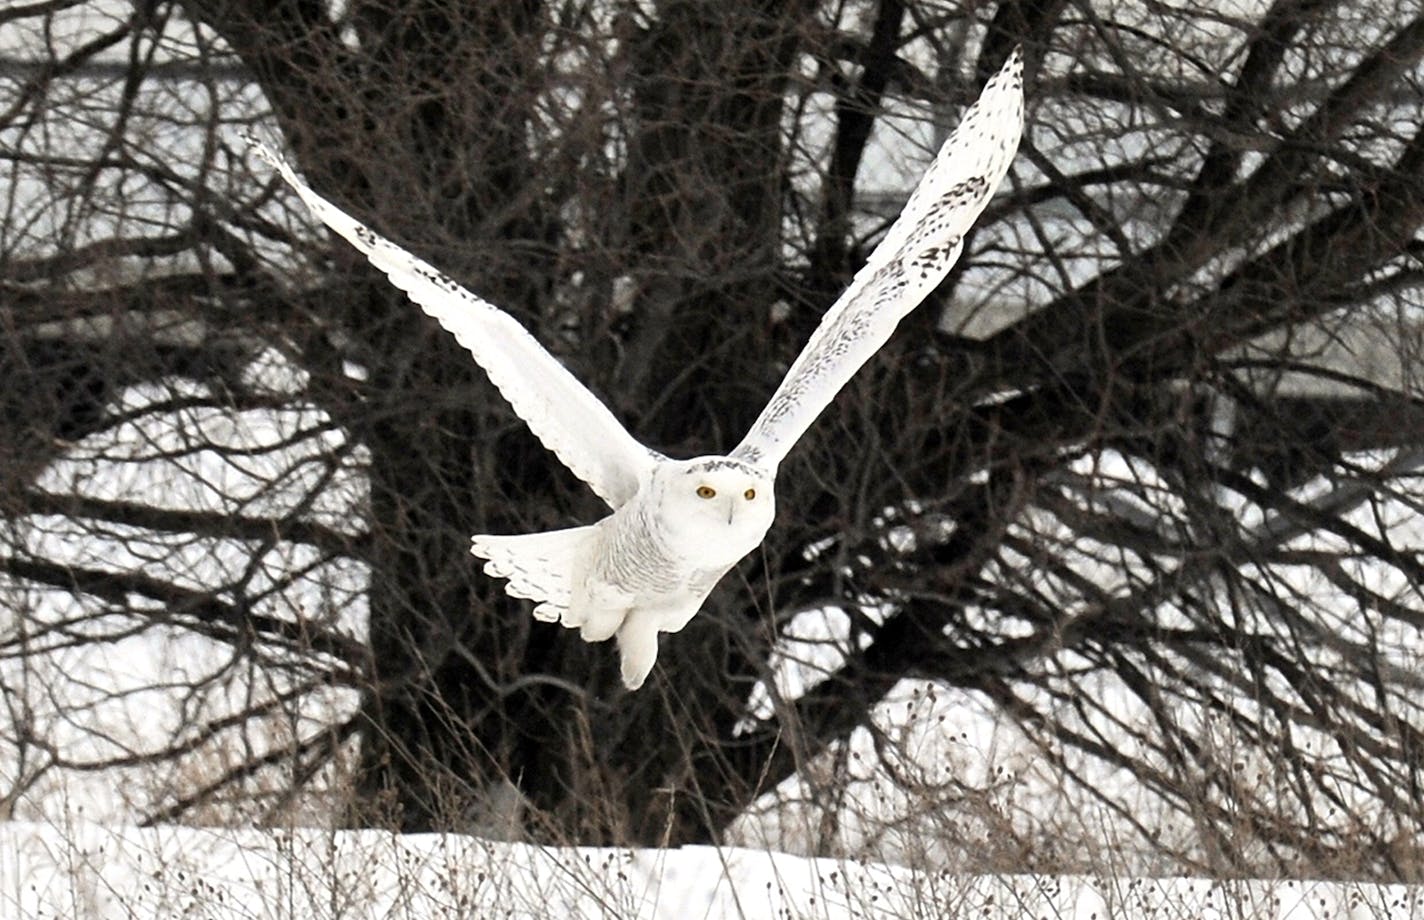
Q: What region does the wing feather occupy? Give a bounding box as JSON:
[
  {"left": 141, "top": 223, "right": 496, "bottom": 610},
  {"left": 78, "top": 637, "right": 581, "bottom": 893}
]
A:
[
  {"left": 245, "top": 135, "right": 657, "bottom": 507},
  {"left": 732, "top": 48, "right": 1024, "bottom": 471}
]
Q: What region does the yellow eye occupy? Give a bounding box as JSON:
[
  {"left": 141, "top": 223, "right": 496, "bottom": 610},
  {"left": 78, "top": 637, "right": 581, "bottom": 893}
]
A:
[
  {"left": 743, "top": 488, "right": 756, "bottom": 500},
  {"left": 696, "top": 485, "right": 716, "bottom": 499}
]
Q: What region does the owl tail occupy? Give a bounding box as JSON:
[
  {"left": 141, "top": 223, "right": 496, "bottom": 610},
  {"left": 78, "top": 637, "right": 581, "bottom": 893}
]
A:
[{"left": 470, "top": 526, "right": 597, "bottom": 623}]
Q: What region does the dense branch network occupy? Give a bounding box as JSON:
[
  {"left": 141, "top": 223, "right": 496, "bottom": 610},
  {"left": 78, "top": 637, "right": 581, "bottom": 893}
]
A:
[{"left": 0, "top": 0, "right": 1422, "bottom": 874}]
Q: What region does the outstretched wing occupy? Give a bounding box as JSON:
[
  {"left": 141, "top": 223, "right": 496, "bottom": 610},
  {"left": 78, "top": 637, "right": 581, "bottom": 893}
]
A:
[
  {"left": 245, "top": 135, "right": 658, "bottom": 508},
  {"left": 731, "top": 48, "right": 1024, "bottom": 472}
]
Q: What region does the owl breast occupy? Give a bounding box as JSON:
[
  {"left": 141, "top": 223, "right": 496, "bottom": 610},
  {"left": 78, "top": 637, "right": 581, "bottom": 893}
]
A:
[
  {"left": 583, "top": 491, "right": 755, "bottom": 609},
  {"left": 588, "top": 502, "right": 684, "bottom": 597}
]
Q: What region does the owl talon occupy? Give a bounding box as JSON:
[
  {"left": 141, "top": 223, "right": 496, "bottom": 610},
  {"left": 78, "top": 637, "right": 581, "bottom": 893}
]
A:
[{"left": 617, "top": 615, "right": 659, "bottom": 690}]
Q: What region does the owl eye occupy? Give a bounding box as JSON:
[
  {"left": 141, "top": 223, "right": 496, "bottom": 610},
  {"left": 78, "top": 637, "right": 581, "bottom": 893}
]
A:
[
  {"left": 743, "top": 488, "right": 756, "bottom": 500},
  {"left": 696, "top": 485, "right": 716, "bottom": 499}
]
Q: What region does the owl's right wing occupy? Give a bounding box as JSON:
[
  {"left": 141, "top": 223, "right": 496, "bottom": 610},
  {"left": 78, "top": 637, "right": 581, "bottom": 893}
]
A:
[
  {"left": 731, "top": 48, "right": 1023, "bottom": 473},
  {"left": 246, "top": 135, "right": 658, "bottom": 509}
]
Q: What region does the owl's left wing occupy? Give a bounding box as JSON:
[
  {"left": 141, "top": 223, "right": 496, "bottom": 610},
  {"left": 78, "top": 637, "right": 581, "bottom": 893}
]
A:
[
  {"left": 731, "top": 48, "right": 1024, "bottom": 472},
  {"left": 245, "top": 135, "right": 658, "bottom": 508}
]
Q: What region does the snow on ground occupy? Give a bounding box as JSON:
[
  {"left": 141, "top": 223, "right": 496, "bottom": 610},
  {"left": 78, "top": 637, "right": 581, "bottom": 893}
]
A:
[{"left": 1, "top": 820, "right": 1420, "bottom": 920}]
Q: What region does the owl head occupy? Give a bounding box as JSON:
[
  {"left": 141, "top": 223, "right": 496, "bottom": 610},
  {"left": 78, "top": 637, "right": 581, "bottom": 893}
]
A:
[{"left": 653, "top": 456, "right": 776, "bottom": 565}]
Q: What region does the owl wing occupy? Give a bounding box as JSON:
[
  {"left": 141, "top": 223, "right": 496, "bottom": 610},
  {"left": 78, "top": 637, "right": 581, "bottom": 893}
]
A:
[
  {"left": 246, "top": 135, "right": 658, "bottom": 508},
  {"left": 731, "top": 47, "right": 1024, "bottom": 472}
]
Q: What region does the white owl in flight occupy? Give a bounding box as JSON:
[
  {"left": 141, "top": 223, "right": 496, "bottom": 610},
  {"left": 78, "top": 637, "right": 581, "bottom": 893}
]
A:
[{"left": 247, "top": 48, "right": 1023, "bottom": 690}]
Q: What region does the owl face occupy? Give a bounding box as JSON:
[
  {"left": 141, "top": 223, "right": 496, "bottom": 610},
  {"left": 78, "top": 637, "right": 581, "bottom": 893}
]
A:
[{"left": 655, "top": 457, "right": 776, "bottom": 565}]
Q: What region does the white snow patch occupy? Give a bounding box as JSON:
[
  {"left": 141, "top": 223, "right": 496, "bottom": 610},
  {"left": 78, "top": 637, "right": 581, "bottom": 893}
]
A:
[{"left": 2, "top": 820, "right": 1421, "bottom": 919}]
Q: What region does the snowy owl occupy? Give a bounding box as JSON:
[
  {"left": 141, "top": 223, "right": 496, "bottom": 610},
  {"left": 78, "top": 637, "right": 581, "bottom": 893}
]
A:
[{"left": 246, "top": 48, "right": 1023, "bottom": 690}]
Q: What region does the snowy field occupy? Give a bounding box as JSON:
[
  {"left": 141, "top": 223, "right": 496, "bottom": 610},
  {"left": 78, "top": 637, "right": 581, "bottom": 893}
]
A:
[{"left": 2, "top": 820, "right": 1422, "bottom": 920}]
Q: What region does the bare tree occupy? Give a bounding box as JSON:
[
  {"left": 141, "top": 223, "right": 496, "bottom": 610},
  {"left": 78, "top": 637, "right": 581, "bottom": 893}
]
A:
[{"left": 2, "top": 0, "right": 1423, "bottom": 876}]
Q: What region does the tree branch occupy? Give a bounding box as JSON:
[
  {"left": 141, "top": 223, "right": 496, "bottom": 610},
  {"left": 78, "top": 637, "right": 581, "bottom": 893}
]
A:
[
  {"left": 18, "top": 490, "right": 365, "bottom": 559},
  {"left": 0, "top": 554, "right": 367, "bottom": 671}
]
